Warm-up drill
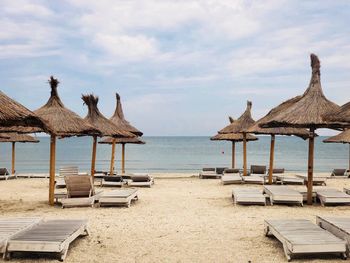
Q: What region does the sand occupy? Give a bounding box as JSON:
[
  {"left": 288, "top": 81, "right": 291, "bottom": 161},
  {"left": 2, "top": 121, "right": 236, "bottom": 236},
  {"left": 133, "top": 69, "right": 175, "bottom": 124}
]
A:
[{"left": 1, "top": 174, "right": 350, "bottom": 263}]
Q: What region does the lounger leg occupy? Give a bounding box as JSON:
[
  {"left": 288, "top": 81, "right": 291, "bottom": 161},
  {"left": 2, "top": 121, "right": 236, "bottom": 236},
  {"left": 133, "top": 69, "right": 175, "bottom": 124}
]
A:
[
  {"left": 269, "top": 196, "right": 273, "bottom": 206},
  {"left": 283, "top": 242, "right": 292, "bottom": 262},
  {"left": 60, "top": 244, "right": 69, "bottom": 261},
  {"left": 83, "top": 226, "right": 90, "bottom": 236},
  {"left": 264, "top": 226, "right": 270, "bottom": 236}
]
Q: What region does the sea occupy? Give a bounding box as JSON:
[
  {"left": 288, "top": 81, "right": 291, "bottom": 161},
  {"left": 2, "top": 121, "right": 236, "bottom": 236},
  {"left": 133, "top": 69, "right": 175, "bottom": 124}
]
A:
[{"left": 0, "top": 136, "right": 348, "bottom": 174}]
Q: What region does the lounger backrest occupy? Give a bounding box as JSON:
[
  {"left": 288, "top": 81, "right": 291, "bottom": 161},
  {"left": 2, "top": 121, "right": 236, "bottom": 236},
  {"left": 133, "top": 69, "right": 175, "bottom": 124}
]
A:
[
  {"left": 202, "top": 168, "right": 215, "bottom": 172},
  {"left": 216, "top": 167, "right": 228, "bottom": 174},
  {"left": 333, "top": 169, "right": 346, "bottom": 176},
  {"left": 59, "top": 166, "right": 79, "bottom": 177},
  {"left": 250, "top": 165, "right": 266, "bottom": 174},
  {"left": 224, "top": 168, "right": 240, "bottom": 174},
  {"left": 65, "top": 175, "right": 94, "bottom": 198},
  {"left": 0, "top": 168, "right": 9, "bottom": 175},
  {"left": 130, "top": 174, "right": 151, "bottom": 182},
  {"left": 103, "top": 176, "right": 123, "bottom": 182},
  {"left": 268, "top": 168, "right": 285, "bottom": 174}
]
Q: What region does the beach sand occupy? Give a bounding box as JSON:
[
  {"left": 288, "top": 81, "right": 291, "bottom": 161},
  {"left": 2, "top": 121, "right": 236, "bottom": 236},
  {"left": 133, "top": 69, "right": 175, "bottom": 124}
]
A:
[{"left": 1, "top": 174, "right": 350, "bottom": 263}]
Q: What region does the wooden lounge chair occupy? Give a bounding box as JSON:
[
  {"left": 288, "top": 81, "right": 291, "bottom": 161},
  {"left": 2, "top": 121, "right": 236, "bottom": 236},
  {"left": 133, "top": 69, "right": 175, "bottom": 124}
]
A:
[
  {"left": 316, "top": 188, "right": 350, "bottom": 206},
  {"left": 296, "top": 174, "right": 327, "bottom": 185},
  {"left": 60, "top": 175, "right": 102, "bottom": 208},
  {"left": 0, "top": 217, "right": 42, "bottom": 255},
  {"left": 232, "top": 188, "right": 266, "bottom": 205},
  {"left": 276, "top": 175, "right": 304, "bottom": 185},
  {"left": 101, "top": 175, "right": 126, "bottom": 187},
  {"left": 263, "top": 168, "right": 285, "bottom": 183},
  {"left": 265, "top": 219, "right": 347, "bottom": 261},
  {"left": 199, "top": 168, "right": 220, "bottom": 179},
  {"left": 241, "top": 175, "right": 264, "bottom": 184},
  {"left": 316, "top": 216, "right": 350, "bottom": 257},
  {"left": 127, "top": 173, "right": 154, "bottom": 187},
  {"left": 264, "top": 185, "right": 303, "bottom": 206},
  {"left": 221, "top": 169, "right": 242, "bottom": 185},
  {"left": 331, "top": 169, "right": 347, "bottom": 177},
  {"left": 4, "top": 219, "right": 89, "bottom": 261},
  {"left": 215, "top": 167, "right": 228, "bottom": 175},
  {"left": 55, "top": 166, "right": 81, "bottom": 188},
  {"left": 0, "top": 168, "right": 16, "bottom": 180},
  {"left": 99, "top": 189, "right": 139, "bottom": 207}
]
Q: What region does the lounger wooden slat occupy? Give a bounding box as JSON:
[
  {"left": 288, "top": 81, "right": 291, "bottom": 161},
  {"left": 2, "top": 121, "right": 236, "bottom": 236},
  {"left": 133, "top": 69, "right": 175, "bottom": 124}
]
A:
[
  {"left": 316, "top": 216, "right": 350, "bottom": 256},
  {"left": 276, "top": 175, "right": 304, "bottom": 185},
  {"left": 5, "top": 219, "right": 88, "bottom": 261},
  {"left": 316, "top": 188, "right": 350, "bottom": 206},
  {"left": 242, "top": 175, "right": 264, "bottom": 185},
  {"left": 232, "top": 188, "right": 266, "bottom": 205},
  {"left": 264, "top": 185, "right": 303, "bottom": 206},
  {"left": 0, "top": 218, "right": 42, "bottom": 255},
  {"left": 99, "top": 189, "right": 139, "bottom": 207},
  {"left": 221, "top": 175, "right": 242, "bottom": 185},
  {"left": 296, "top": 174, "right": 327, "bottom": 185},
  {"left": 265, "top": 219, "right": 347, "bottom": 261}
]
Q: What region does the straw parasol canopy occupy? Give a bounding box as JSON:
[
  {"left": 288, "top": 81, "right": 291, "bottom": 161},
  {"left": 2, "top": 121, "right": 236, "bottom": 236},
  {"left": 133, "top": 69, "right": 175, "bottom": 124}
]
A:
[
  {"left": 0, "top": 133, "right": 39, "bottom": 174},
  {"left": 35, "top": 76, "right": 100, "bottom": 137},
  {"left": 323, "top": 102, "right": 350, "bottom": 127},
  {"left": 210, "top": 133, "right": 257, "bottom": 142},
  {"left": 260, "top": 54, "right": 340, "bottom": 204},
  {"left": 82, "top": 94, "right": 135, "bottom": 177},
  {"left": 0, "top": 91, "right": 52, "bottom": 134},
  {"left": 324, "top": 129, "right": 350, "bottom": 170},
  {"left": 219, "top": 101, "right": 255, "bottom": 175},
  {"left": 110, "top": 93, "right": 143, "bottom": 136},
  {"left": 99, "top": 137, "right": 145, "bottom": 145}
]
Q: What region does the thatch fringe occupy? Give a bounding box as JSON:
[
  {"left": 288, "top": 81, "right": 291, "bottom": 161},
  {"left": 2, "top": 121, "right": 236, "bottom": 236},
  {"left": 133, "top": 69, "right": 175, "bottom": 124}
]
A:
[
  {"left": 0, "top": 133, "right": 39, "bottom": 143},
  {"left": 210, "top": 133, "right": 257, "bottom": 142},
  {"left": 82, "top": 94, "right": 134, "bottom": 138},
  {"left": 323, "top": 129, "right": 350, "bottom": 144},
  {"left": 98, "top": 136, "right": 145, "bottom": 145}
]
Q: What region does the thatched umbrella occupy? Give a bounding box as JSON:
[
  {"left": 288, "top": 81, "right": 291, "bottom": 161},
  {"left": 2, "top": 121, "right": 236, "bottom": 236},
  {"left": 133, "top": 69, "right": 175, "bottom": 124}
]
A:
[
  {"left": 82, "top": 94, "right": 134, "bottom": 177},
  {"left": 218, "top": 101, "right": 255, "bottom": 176},
  {"left": 0, "top": 91, "right": 51, "bottom": 133},
  {"left": 35, "top": 76, "right": 100, "bottom": 205},
  {"left": 99, "top": 136, "right": 145, "bottom": 174},
  {"left": 0, "top": 133, "right": 39, "bottom": 174},
  {"left": 260, "top": 54, "right": 340, "bottom": 204},
  {"left": 323, "top": 129, "right": 350, "bottom": 170},
  {"left": 107, "top": 93, "right": 143, "bottom": 174},
  {"left": 248, "top": 101, "right": 310, "bottom": 184},
  {"left": 323, "top": 102, "right": 350, "bottom": 126},
  {"left": 211, "top": 119, "right": 257, "bottom": 169}
]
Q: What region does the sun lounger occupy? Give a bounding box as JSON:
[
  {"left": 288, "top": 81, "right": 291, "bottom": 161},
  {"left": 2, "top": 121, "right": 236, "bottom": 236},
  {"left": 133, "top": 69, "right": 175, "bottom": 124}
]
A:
[
  {"left": 216, "top": 167, "right": 228, "bottom": 175},
  {"left": 296, "top": 174, "right": 327, "bottom": 185},
  {"left": 4, "top": 219, "right": 89, "bottom": 261},
  {"left": 264, "top": 185, "right": 303, "bottom": 206},
  {"left": 276, "top": 175, "right": 304, "bottom": 185},
  {"left": 250, "top": 165, "right": 266, "bottom": 175},
  {"left": 241, "top": 175, "right": 264, "bottom": 184},
  {"left": 199, "top": 168, "right": 220, "bottom": 179},
  {"left": 0, "top": 217, "right": 42, "bottom": 255},
  {"left": 316, "top": 216, "right": 350, "bottom": 256},
  {"left": 0, "top": 168, "right": 16, "bottom": 180},
  {"left": 61, "top": 175, "right": 103, "bottom": 208},
  {"left": 331, "top": 169, "right": 348, "bottom": 177},
  {"left": 232, "top": 188, "right": 266, "bottom": 205},
  {"left": 127, "top": 173, "right": 154, "bottom": 187},
  {"left": 265, "top": 219, "right": 347, "bottom": 261},
  {"left": 99, "top": 188, "right": 139, "bottom": 207},
  {"left": 263, "top": 168, "right": 285, "bottom": 183},
  {"left": 101, "top": 175, "right": 126, "bottom": 187},
  {"left": 316, "top": 188, "right": 350, "bottom": 206},
  {"left": 221, "top": 169, "right": 242, "bottom": 185},
  {"left": 294, "top": 186, "right": 317, "bottom": 202}
]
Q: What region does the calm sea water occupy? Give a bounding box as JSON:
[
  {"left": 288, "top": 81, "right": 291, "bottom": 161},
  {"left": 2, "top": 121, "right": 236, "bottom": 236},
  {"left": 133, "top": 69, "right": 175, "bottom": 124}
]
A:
[{"left": 0, "top": 136, "right": 348, "bottom": 174}]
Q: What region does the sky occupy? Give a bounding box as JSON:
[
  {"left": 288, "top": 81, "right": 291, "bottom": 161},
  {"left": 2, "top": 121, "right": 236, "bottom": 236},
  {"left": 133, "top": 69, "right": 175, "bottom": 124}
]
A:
[{"left": 0, "top": 0, "right": 349, "bottom": 136}]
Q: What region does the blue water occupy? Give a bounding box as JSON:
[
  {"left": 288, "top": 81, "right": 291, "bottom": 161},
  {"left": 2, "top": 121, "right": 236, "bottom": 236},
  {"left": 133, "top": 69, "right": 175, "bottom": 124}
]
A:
[{"left": 0, "top": 136, "right": 348, "bottom": 174}]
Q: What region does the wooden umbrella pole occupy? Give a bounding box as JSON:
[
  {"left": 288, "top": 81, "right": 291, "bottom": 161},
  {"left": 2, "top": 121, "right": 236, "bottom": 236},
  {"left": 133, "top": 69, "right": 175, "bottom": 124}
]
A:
[
  {"left": 90, "top": 135, "right": 97, "bottom": 178},
  {"left": 109, "top": 139, "right": 116, "bottom": 176},
  {"left": 49, "top": 135, "right": 56, "bottom": 206},
  {"left": 11, "top": 142, "right": 15, "bottom": 174},
  {"left": 243, "top": 133, "right": 247, "bottom": 176},
  {"left": 122, "top": 143, "right": 125, "bottom": 174},
  {"left": 231, "top": 141, "right": 235, "bottom": 169},
  {"left": 268, "top": 135, "right": 275, "bottom": 185},
  {"left": 307, "top": 128, "right": 315, "bottom": 205}
]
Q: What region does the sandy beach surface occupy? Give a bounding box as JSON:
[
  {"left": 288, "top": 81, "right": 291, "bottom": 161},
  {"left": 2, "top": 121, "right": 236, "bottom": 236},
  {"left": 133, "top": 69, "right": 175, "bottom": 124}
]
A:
[{"left": 1, "top": 173, "right": 350, "bottom": 263}]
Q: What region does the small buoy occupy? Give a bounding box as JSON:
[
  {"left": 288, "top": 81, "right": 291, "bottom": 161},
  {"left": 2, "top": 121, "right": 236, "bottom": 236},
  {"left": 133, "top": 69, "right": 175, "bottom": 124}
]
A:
[{"left": 221, "top": 151, "right": 225, "bottom": 154}]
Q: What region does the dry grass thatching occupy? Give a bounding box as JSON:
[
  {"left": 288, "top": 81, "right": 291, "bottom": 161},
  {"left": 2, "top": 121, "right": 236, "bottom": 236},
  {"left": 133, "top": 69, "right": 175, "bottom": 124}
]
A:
[
  {"left": 0, "top": 133, "right": 39, "bottom": 143},
  {"left": 109, "top": 93, "right": 143, "bottom": 136},
  {"left": 323, "top": 129, "right": 350, "bottom": 144},
  {"left": 82, "top": 94, "right": 135, "bottom": 138},
  {"left": 323, "top": 102, "right": 350, "bottom": 126},
  {"left": 0, "top": 91, "right": 52, "bottom": 134},
  {"left": 210, "top": 133, "right": 257, "bottom": 142},
  {"left": 98, "top": 136, "right": 145, "bottom": 145},
  {"left": 34, "top": 76, "right": 100, "bottom": 137},
  {"left": 260, "top": 54, "right": 340, "bottom": 129},
  {"left": 218, "top": 101, "right": 255, "bottom": 134}
]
